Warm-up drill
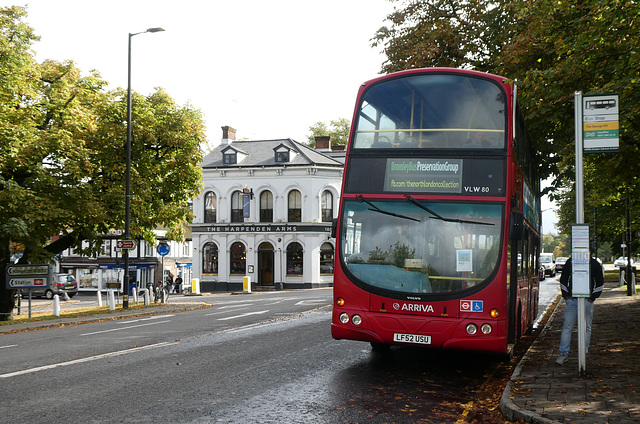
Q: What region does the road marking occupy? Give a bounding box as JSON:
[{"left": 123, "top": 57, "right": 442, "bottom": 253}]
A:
[
  {"left": 0, "top": 344, "right": 18, "bottom": 350},
  {"left": 80, "top": 320, "right": 171, "bottom": 336},
  {"left": 0, "top": 341, "right": 178, "bottom": 379},
  {"left": 295, "top": 299, "right": 330, "bottom": 305},
  {"left": 217, "top": 304, "right": 254, "bottom": 309},
  {"left": 217, "top": 310, "right": 269, "bottom": 321},
  {"left": 222, "top": 320, "right": 287, "bottom": 334},
  {"left": 116, "top": 314, "right": 174, "bottom": 324},
  {"left": 204, "top": 307, "right": 249, "bottom": 316}
]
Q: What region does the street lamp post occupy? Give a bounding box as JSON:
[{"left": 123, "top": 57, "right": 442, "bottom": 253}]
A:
[{"left": 123, "top": 27, "right": 164, "bottom": 309}]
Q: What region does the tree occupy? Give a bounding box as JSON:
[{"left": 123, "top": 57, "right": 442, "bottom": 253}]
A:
[
  {"left": 0, "top": 7, "right": 205, "bottom": 320},
  {"left": 372, "top": 0, "right": 640, "bottom": 255},
  {"left": 306, "top": 118, "right": 350, "bottom": 147}
]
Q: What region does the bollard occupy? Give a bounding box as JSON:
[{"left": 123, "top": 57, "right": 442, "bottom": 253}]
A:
[
  {"left": 161, "top": 288, "right": 167, "bottom": 304},
  {"left": 108, "top": 289, "right": 116, "bottom": 311},
  {"left": 132, "top": 288, "right": 138, "bottom": 303},
  {"left": 97, "top": 290, "right": 103, "bottom": 307},
  {"left": 191, "top": 278, "right": 200, "bottom": 295},
  {"left": 243, "top": 276, "right": 251, "bottom": 293},
  {"left": 143, "top": 288, "right": 150, "bottom": 306},
  {"left": 53, "top": 294, "right": 61, "bottom": 316}
]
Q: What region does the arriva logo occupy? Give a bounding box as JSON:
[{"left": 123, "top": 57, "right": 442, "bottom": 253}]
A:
[{"left": 393, "top": 303, "right": 434, "bottom": 313}]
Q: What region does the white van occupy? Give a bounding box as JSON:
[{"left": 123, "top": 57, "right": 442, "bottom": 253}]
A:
[{"left": 539, "top": 253, "right": 556, "bottom": 277}]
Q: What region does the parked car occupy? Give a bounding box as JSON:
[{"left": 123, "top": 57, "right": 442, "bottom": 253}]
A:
[
  {"left": 19, "top": 273, "right": 78, "bottom": 299},
  {"left": 614, "top": 257, "right": 634, "bottom": 268},
  {"left": 540, "top": 253, "right": 556, "bottom": 277},
  {"left": 555, "top": 257, "right": 569, "bottom": 272}
]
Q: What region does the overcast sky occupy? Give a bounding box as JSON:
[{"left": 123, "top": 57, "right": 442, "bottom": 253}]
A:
[
  {"left": 6, "top": 0, "right": 558, "bottom": 233},
  {"left": 10, "top": 0, "right": 394, "bottom": 145}
]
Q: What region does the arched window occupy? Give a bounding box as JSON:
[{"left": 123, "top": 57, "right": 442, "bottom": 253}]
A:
[
  {"left": 260, "top": 191, "right": 273, "bottom": 223},
  {"left": 202, "top": 242, "right": 218, "bottom": 274},
  {"left": 321, "top": 190, "right": 333, "bottom": 222},
  {"left": 204, "top": 192, "right": 217, "bottom": 223},
  {"left": 231, "top": 191, "right": 243, "bottom": 222},
  {"left": 320, "top": 242, "right": 334, "bottom": 274},
  {"left": 230, "top": 242, "right": 246, "bottom": 274},
  {"left": 286, "top": 242, "right": 303, "bottom": 275},
  {"left": 288, "top": 190, "right": 302, "bottom": 222}
]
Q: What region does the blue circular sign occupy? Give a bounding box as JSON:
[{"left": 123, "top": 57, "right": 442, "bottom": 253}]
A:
[{"left": 157, "top": 243, "right": 170, "bottom": 257}]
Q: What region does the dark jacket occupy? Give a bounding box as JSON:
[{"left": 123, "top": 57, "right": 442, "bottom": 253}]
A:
[{"left": 559, "top": 257, "right": 604, "bottom": 301}]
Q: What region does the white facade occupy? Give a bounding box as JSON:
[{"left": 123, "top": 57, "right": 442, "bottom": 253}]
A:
[{"left": 191, "top": 131, "right": 343, "bottom": 292}]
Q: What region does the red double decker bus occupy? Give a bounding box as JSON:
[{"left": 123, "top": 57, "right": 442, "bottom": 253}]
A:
[{"left": 331, "top": 68, "right": 541, "bottom": 355}]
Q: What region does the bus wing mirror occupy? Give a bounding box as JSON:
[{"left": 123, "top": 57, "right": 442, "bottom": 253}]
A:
[
  {"left": 331, "top": 218, "right": 338, "bottom": 239},
  {"left": 509, "top": 212, "right": 524, "bottom": 241}
]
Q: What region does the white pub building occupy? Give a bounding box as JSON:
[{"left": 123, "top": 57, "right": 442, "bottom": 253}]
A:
[{"left": 190, "top": 127, "right": 344, "bottom": 292}]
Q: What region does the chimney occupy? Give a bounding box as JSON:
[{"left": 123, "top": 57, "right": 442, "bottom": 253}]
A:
[
  {"left": 221, "top": 126, "right": 237, "bottom": 145},
  {"left": 314, "top": 135, "right": 331, "bottom": 152},
  {"left": 332, "top": 144, "right": 345, "bottom": 151}
]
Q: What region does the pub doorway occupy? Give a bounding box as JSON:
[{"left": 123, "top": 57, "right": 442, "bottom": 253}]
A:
[{"left": 258, "top": 242, "right": 274, "bottom": 287}]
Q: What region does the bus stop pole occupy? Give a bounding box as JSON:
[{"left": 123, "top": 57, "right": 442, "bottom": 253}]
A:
[{"left": 574, "top": 91, "right": 587, "bottom": 376}]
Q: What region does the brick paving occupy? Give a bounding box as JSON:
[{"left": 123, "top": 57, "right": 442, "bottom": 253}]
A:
[{"left": 501, "top": 284, "right": 640, "bottom": 423}]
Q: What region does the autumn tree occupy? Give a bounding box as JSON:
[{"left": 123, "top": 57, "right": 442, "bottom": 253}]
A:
[
  {"left": 373, "top": 0, "right": 640, "bottom": 256},
  {"left": 306, "top": 118, "right": 350, "bottom": 147},
  {"left": 0, "top": 7, "right": 205, "bottom": 319}
]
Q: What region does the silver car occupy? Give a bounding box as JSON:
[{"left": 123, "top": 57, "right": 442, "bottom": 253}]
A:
[{"left": 20, "top": 273, "right": 79, "bottom": 299}]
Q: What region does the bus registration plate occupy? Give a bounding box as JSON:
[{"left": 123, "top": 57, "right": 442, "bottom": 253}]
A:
[{"left": 393, "top": 333, "right": 431, "bottom": 345}]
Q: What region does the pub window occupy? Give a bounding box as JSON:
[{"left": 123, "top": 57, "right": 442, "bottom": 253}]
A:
[
  {"left": 321, "top": 190, "right": 333, "bottom": 222},
  {"left": 231, "top": 191, "right": 243, "bottom": 222},
  {"left": 286, "top": 242, "right": 303, "bottom": 275},
  {"left": 288, "top": 189, "right": 302, "bottom": 222},
  {"left": 204, "top": 191, "right": 217, "bottom": 223},
  {"left": 320, "top": 242, "right": 334, "bottom": 274},
  {"left": 202, "top": 242, "right": 218, "bottom": 274},
  {"left": 260, "top": 190, "right": 274, "bottom": 222},
  {"left": 230, "top": 242, "right": 246, "bottom": 274}
]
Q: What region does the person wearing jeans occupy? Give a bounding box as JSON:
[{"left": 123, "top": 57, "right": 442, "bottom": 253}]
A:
[{"left": 556, "top": 256, "right": 604, "bottom": 365}]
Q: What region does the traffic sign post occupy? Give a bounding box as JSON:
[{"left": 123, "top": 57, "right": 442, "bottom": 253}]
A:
[
  {"left": 5, "top": 264, "right": 54, "bottom": 318},
  {"left": 116, "top": 240, "right": 137, "bottom": 250}
]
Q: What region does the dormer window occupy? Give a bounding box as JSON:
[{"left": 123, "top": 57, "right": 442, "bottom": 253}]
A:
[
  {"left": 275, "top": 150, "right": 289, "bottom": 163},
  {"left": 274, "top": 144, "right": 296, "bottom": 163},
  {"left": 221, "top": 146, "right": 247, "bottom": 165},
  {"left": 223, "top": 151, "right": 237, "bottom": 165}
]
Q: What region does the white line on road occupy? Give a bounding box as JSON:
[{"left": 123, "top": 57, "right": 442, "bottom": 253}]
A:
[
  {"left": 80, "top": 320, "right": 172, "bottom": 336},
  {"left": 0, "top": 341, "right": 179, "bottom": 379},
  {"left": 217, "top": 310, "right": 269, "bottom": 321},
  {"left": 204, "top": 307, "right": 249, "bottom": 316},
  {"left": 116, "top": 314, "right": 175, "bottom": 324},
  {"left": 0, "top": 344, "right": 17, "bottom": 350},
  {"left": 295, "top": 299, "right": 330, "bottom": 305}
]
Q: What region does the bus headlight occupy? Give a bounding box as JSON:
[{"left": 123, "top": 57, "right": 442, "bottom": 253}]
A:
[
  {"left": 481, "top": 323, "right": 493, "bottom": 335},
  {"left": 339, "top": 313, "right": 350, "bottom": 324},
  {"left": 466, "top": 323, "right": 478, "bottom": 335},
  {"left": 351, "top": 315, "right": 362, "bottom": 326}
]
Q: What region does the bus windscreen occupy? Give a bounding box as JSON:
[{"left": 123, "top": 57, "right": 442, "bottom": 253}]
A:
[{"left": 353, "top": 73, "right": 507, "bottom": 150}]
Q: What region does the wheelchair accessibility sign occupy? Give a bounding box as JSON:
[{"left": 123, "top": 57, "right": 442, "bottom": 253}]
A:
[{"left": 460, "top": 300, "right": 483, "bottom": 312}]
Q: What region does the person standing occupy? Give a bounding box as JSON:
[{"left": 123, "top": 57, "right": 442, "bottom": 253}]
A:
[{"left": 555, "top": 256, "right": 604, "bottom": 365}]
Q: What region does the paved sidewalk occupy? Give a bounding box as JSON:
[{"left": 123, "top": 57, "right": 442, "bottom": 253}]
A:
[{"left": 501, "top": 284, "right": 640, "bottom": 423}]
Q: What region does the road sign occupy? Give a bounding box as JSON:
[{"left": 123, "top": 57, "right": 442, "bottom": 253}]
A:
[
  {"left": 583, "top": 94, "right": 619, "bottom": 153},
  {"left": 157, "top": 243, "right": 170, "bottom": 257},
  {"left": 6, "top": 264, "right": 53, "bottom": 289},
  {"left": 6, "top": 264, "right": 50, "bottom": 276},
  {"left": 116, "top": 240, "right": 136, "bottom": 250}
]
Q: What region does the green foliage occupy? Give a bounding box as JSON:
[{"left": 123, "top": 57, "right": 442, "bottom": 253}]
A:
[
  {"left": 0, "top": 7, "right": 205, "bottom": 319},
  {"left": 375, "top": 0, "right": 640, "bottom": 259},
  {"left": 306, "top": 118, "right": 350, "bottom": 147}
]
